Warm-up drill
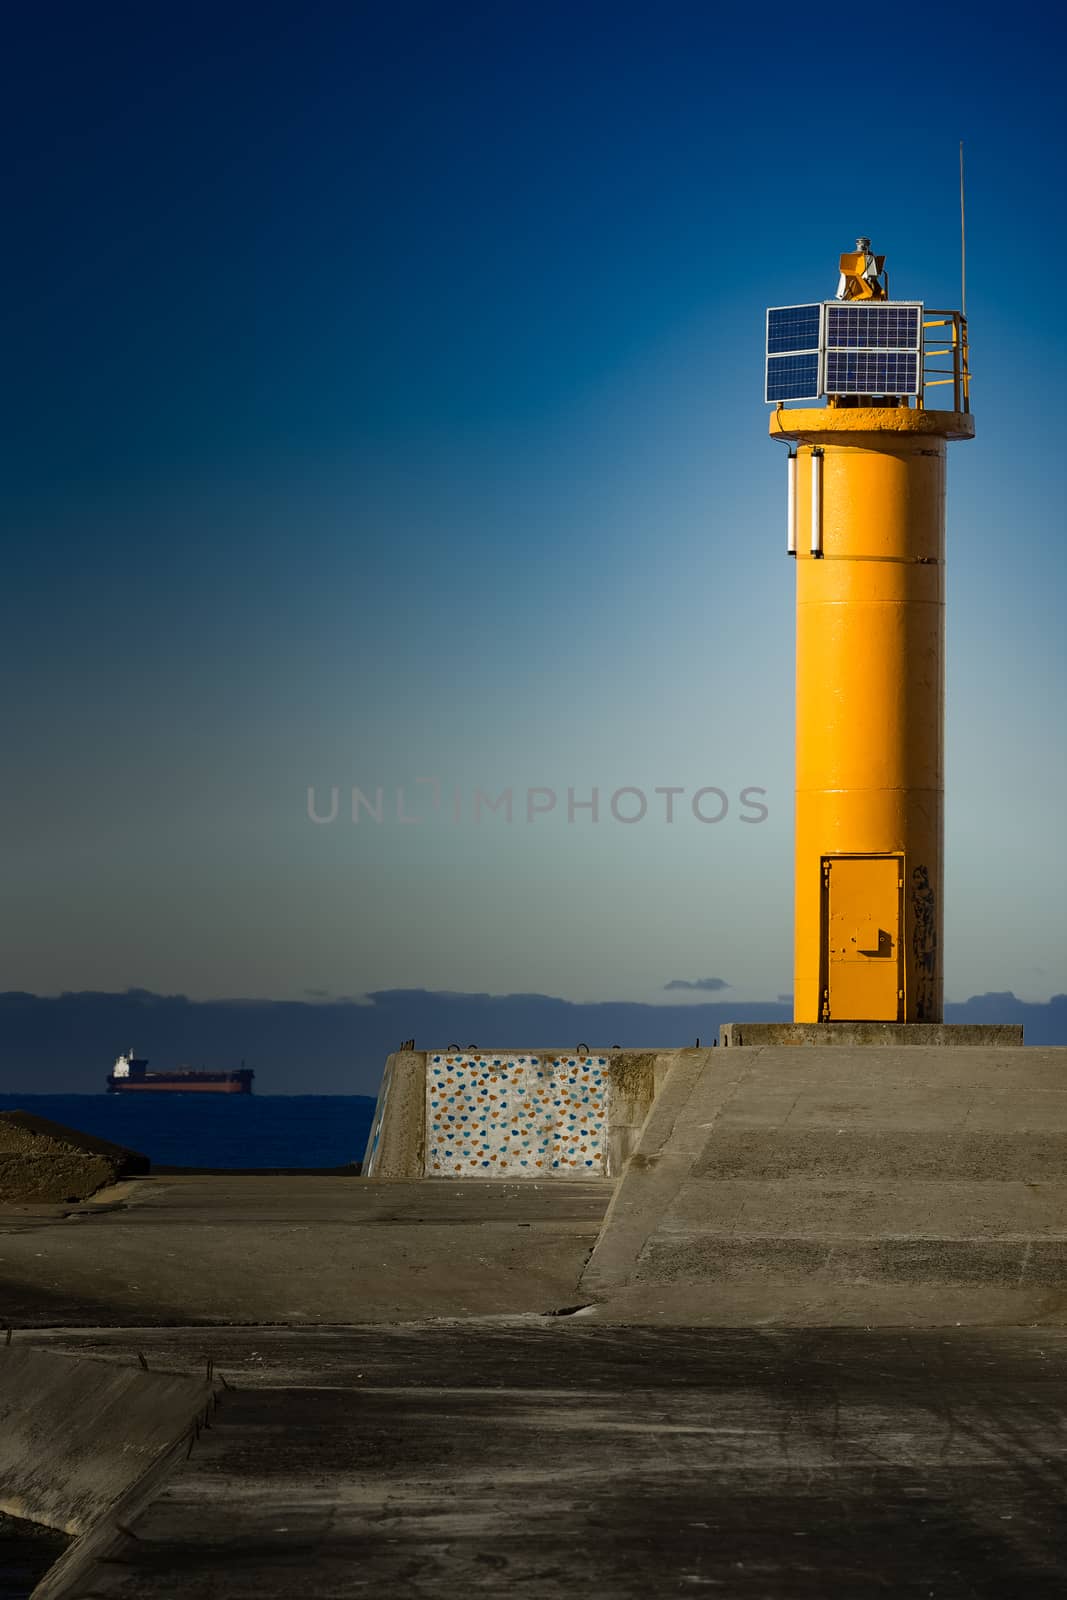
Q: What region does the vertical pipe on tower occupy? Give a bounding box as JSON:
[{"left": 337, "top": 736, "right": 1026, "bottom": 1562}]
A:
[
  {"left": 786, "top": 452, "right": 797, "bottom": 555},
  {"left": 809, "top": 449, "right": 823, "bottom": 557}
]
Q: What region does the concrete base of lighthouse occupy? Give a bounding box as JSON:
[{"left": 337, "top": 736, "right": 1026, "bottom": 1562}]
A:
[
  {"left": 580, "top": 1042, "right": 1067, "bottom": 1326},
  {"left": 719, "top": 1022, "right": 1023, "bottom": 1048}
]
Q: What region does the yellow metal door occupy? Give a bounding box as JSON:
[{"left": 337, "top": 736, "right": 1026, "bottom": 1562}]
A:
[{"left": 823, "top": 856, "right": 902, "bottom": 1022}]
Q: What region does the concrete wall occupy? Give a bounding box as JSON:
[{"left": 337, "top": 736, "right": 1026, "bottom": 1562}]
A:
[
  {"left": 363, "top": 1048, "right": 676, "bottom": 1179},
  {"left": 362, "top": 1050, "right": 426, "bottom": 1179}
]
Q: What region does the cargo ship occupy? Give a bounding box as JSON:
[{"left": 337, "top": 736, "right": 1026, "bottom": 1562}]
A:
[{"left": 107, "top": 1050, "right": 254, "bottom": 1095}]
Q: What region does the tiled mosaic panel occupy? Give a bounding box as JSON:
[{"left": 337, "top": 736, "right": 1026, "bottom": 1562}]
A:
[{"left": 426, "top": 1052, "right": 608, "bottom": 1178}]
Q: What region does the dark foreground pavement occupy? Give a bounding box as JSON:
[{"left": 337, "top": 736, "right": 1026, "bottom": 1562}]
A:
[
  {"left": 0, "top": 1513, "right": 68, "bottom": 1600},
  {"left": 19, "top": 1322, "right": 1067, "bottom": 1598}
]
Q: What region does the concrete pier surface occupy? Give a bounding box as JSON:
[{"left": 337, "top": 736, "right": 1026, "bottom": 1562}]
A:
[
  {"left": 10, "top": 1323, "right": 1067, "bottom": 1598},
  {"left": 0, "top": 1175, "right": 610, "bottom": 1327},
  {"left": 6, "top": 1041, "right": 1067, "bottom": 1595}
]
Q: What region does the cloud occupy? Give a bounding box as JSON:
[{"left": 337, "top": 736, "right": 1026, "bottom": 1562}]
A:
[
  {"left": 663, "top": 977, "right": 730, "bottom": 992},
  {"left": 2, "top": 989, "right": 1065, "bottom": 1096}
]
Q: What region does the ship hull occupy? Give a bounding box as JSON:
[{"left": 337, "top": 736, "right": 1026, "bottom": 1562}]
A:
[{"left": 106, "top": 1075, "right": 254, "bottom": 1095}]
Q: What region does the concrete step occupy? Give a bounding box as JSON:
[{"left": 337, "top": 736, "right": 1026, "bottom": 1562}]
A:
[
  {"left": 691, "top": 1130, "right": 1067, "bottom": 1180},
  {"left": 658, "top": 1179, "right": 1067, "bottom": 1238},
  {"left": 582, "top": 1045, "right": 1067, "bottom": 1325},
  {"left": 639, "top": 1233, "right": 1067, "bottom": 1285}
]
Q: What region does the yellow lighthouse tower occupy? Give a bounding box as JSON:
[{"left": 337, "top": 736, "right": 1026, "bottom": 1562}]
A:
[{"left": 765, "top": 241, "right": 973, "bottom": 1025}]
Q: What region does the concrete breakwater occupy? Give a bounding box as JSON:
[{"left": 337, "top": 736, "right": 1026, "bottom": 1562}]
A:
[
  {"left": 0, "top": 1347, "right": 215, "bottom": 1599},
  {"left": 6, "top": 1040, "right": 1067, "bottom": 1595},
  {"left": 363, "top": 1046, "right": 670, "bottom": 1179},
  {"left": 0, "top": 1115, "right": 148, "bottom": 1206}
]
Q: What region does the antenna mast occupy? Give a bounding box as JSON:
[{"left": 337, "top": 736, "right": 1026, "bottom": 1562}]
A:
[{"left": 959, "top": 140, "right": 967, "bottom": 318}]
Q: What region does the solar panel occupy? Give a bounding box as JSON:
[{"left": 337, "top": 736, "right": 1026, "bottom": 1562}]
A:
[
  {"left": 765, "top": 305, "right": 823, "bottom": 402},
  {"left": 825, "top": 351, "right": 920, "bottom": 395},
  {"left": 823, "top": 302, "right": 922, "bottom": 395},
  {"left": 824, "top": 303, "right": 922, "bottom": 351},
  {"left": 766, "top": 352, "right": 821, "bottom": 403},
  {"left": 764, "top": 300, "right": 924, "bottom": 401},
  {"left": 767, "top": 304, "right": 821, "bottom": 355}
]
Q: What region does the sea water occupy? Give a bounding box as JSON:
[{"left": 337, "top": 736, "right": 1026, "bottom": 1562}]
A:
[{"left": 0, "top": 1094, "right": 376, "bottom": 1170}]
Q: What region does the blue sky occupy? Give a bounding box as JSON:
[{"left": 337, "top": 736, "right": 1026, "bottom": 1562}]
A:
[{"left": 3, "top": 0, "right": 1065, "bottom": 1013}]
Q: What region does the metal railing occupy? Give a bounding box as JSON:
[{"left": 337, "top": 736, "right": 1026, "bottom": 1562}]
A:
[{"left": 920, "top": 310, "right": 970, "bottom": 413}]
